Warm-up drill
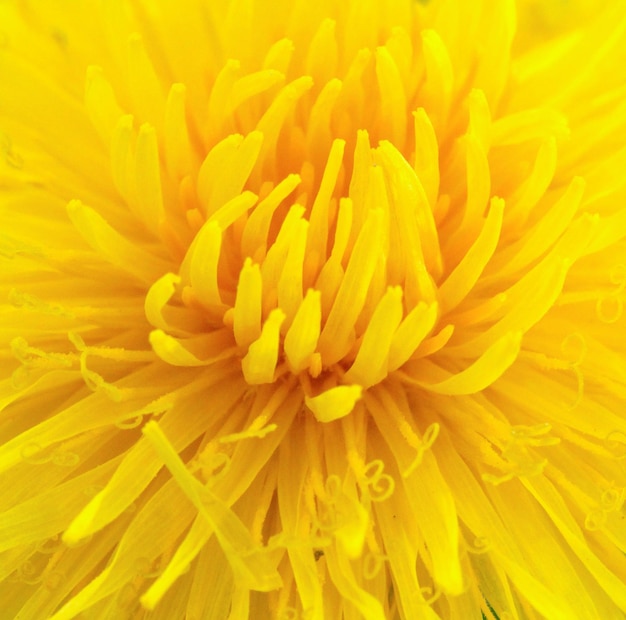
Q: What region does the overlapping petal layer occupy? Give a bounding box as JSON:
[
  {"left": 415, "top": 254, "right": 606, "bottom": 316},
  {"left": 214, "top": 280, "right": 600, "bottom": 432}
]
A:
[{"left": 1, "top": 1, "right": 626, "bottom": 618}]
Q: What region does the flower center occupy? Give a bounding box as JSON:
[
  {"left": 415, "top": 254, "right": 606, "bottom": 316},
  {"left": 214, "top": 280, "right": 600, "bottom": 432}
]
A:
[
  {"left": 136, "top": 22, "right": 456, "bottom": 412},
  {"left": 136, "top": 18, "right": 537, "bottom": 423}
]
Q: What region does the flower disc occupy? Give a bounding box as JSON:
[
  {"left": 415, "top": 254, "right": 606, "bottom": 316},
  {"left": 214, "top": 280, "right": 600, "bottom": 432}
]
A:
[{"left": 2, "top": 1, "right": 626, "bottom": 619}]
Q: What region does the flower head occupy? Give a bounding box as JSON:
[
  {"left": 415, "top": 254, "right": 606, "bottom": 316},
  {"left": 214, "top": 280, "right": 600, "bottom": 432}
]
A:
[{"left": 2, "top": 0, "right": 626, "bottom": 618}]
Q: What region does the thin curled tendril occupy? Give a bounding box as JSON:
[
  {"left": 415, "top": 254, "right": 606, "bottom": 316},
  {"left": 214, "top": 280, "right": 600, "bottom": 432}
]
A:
[
  {"left": 559, "top": 332, "right": 586, "bottom": 409},
  {"left": 483, "top": 424, "right": 556, "bottom": 485},
  {"left": 9, "top": 288, "right": 75, "bottom": 318},
  {"left": 83, "top": 484, "right": 105, "bottom": 498},
  {"left": 420, "top": 585, "right": 441, "bottom": 606},
  {"left": 36, "top": 536, "right": 63, "bottom": 555},
  {"left": 596, "top": 264, "right": 626, "bottom": 323},
  {"left": 11, "top": 365, "right": 31, "bottom": 389},
  {"left": 52, "top": 450, "right": 80, "bottom": 467},
  {"left": 363, "top": 551, "right": 387, "bottom": 579},
  {"left": 465, "top": 536, "right": 491, "bottom": 555},
  {"left": 324, "top": 474, "right": 342, "bottom": 502},
  {"left": 43, "top": 570, "right": 65, "bottom": 591},
  {"left": 605, "top": 430, "right": 626, "bottom": 460},
  {"left": 79, "top": 352, "right": 123, "bottom": 401},
  {"left": 509, "top": 423, "right": 559, "bottom": 447},
  {"left": 0, "top": 131, "right": 24, "bottom": 168},
  {"left": 194, "top": 450, "right": 232, "bottom": 484},
  {"left": 18, "top": 560, "right": 41, "bottom": 584},
  {"left": 600, "top": 484, "right": 625, "bottom": 512},
  {"left": 21, "top": 442, "right": 52, "bottom": 465},
  {"left": 560, "top": 332, "right": 587, "bottom": 366},
  {"left": 115, "top": 415, "right": 144, "bottom": 430},
  {"left": 135, "top": 556, "right": 162, "bottom": 579},
  {"left": 116, "top": 582, "right": 140, "bottom": 611},
  {"left": 585, "top": 509, "right": 607, "bottom": 531},
  {"left": 585, "top": 484, "right": 626, "bottom": 529},
  {"left": 314, "top": 475, "right": 343, "bottom": 532},
  {"left": 403, "top": 422, "right": 440, "bottom": 478},
  {"left": 361, "top": 459, "right": 395, "bottom": 502},
  {"left": 21, "top": 443, "right": 79, "bottom": 467}
]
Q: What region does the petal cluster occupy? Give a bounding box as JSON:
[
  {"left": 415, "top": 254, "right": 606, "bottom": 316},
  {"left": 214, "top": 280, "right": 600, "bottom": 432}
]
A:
[{"left": 1, "top": 1, "right": 626, "bottom": 619}]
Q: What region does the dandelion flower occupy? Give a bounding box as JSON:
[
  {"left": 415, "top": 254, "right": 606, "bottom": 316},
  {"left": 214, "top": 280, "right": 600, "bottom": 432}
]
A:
[{"left": 2, "top": 0, "right": 626, "bottom": 618}]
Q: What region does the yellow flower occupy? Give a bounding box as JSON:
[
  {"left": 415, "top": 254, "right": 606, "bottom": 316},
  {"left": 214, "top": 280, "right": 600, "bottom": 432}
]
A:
[{"left": 2, "top": 0, "right": 626, "bottom": 618}]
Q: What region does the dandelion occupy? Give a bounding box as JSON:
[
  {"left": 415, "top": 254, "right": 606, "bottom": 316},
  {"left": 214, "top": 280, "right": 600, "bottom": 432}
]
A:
[{"left": 2, "top": 0, "right": 626, "bottom": 618}]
